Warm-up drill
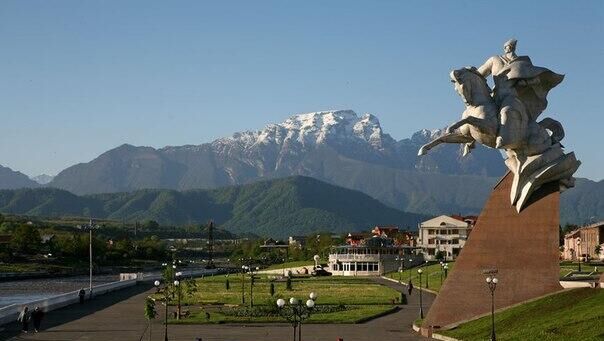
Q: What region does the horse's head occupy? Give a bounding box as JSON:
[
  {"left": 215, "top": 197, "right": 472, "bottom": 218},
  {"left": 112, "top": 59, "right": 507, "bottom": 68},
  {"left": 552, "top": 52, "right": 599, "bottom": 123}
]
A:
[{"left": 450, "top": 67, "right": 491, "bottom": 106}]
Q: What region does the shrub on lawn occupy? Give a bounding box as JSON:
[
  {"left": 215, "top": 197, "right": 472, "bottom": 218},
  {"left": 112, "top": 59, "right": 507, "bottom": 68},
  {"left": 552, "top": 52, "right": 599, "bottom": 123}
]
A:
[
  {"left": 225, "top": 279, "right": 230, "bottom": 290},
  {"left": 286, "top": 277, "right": 292, "bottom": 290},
  {"left": 270, "top": 282, "right": 275, "bottom": 296}
]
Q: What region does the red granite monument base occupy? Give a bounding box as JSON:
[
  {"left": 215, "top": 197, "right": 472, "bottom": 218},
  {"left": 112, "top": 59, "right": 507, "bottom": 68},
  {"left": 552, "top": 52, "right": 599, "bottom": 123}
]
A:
[{"left": 422, "top": 172, "right": 562, "bottom": 332}]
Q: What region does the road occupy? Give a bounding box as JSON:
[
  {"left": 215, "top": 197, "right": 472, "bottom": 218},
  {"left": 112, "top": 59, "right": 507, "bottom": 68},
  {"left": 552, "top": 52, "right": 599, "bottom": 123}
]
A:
[{"left": 0, "top": 277, "right": 435, "bottom": 341}]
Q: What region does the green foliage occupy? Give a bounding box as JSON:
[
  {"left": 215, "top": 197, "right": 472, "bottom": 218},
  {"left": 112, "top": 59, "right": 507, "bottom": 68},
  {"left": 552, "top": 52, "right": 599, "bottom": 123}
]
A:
[
  {"left": 269, "top": 282, "right": 275, "bottom": 296},
  {"left": 183, "top": 278, "right": 198, "bottom": 299},
  {"left": 10, "top": 224, "right": 41, "bottom": 254},
  {"left": 286, "top": 277, "right": 292, "bottom": 291},
  {"left": 143, "top": 220, "right": 159, "bottom": 230},
  {"left": 595, "top": 244, "right": 602, "bottom": 256},
  {"left": 144, "top": 297, "right": 157, "bottom": 320},
  {"left": 0, "top": 176, "right": 427, "bottom": 238}
]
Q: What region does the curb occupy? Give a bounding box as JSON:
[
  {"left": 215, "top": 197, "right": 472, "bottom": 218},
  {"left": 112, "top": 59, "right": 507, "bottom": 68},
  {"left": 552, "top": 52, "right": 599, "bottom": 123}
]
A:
[{"left": 412, "top": 323, "right": 460, "bottom": 341}]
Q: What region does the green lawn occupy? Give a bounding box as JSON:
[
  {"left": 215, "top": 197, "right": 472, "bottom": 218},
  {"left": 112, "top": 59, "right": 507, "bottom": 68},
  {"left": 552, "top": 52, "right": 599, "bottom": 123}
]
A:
[
  {"left": 559, "top": 262, "right": 602, "bottom": 278},
  {"left": 263, "top": 261, "right": 315, "bottom": 270},
  {"left": 177, "top": 274, "right": 401, "bottom": 306},
  {"left": 386, "top": 262, "right": 455, "bottom": 293},
  {"left": 162, "top": 274, "right": 403, "bottom": 324},
  {"left": 441, "top": 288, "right": 604, "bottom": 341}
]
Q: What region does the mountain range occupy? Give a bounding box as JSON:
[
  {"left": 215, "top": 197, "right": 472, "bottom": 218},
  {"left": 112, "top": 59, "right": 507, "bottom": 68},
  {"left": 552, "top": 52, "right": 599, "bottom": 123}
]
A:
[
  {"left": 47, "top": 110, "right": 508, "bottom": 214},
  {"left": 1, "top": 110, "right": 601, "bottom": 225},
  {"left": 0, "top": 176, "right": 426, "bottom": 238},
  {"left": 0, "top": 165, "right": 40, "bottom": 189}
]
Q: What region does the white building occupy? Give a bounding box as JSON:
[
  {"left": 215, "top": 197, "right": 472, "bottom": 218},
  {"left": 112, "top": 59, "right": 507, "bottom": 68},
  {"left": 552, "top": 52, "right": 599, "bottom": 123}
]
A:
[{"left": 417, "top": 215, "right": 475, "bottom": 261}]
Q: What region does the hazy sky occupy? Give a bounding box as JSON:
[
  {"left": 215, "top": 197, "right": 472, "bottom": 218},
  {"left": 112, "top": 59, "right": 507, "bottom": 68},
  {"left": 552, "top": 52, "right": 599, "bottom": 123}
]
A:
[{"left": 1, "top": 1, "right": 602, "bottom": 180}]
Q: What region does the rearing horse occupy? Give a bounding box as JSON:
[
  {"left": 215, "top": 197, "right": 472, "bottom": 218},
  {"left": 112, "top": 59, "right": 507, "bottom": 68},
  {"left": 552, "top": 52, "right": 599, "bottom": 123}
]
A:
[
  {"left": 418, "top": 67, "right": 559, "bottom": 158},
  {"left": 418, "top": 67, "right": 499, "bottom": 157}
]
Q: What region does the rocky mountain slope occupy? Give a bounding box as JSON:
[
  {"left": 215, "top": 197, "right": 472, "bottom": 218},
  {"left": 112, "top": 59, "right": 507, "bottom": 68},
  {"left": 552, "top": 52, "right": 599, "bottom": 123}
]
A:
[
  {"left": 0, "top": 165, "right": 40, "bottom": 189},
  {"left": 48, "top": 110, "right": 507, "bottom": 215}
]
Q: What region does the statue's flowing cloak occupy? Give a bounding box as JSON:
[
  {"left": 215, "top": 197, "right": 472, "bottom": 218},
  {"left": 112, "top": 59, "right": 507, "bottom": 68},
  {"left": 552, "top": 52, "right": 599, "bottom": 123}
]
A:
[{"left": 498, "top": 56, "right": 564, "bottom": 121}]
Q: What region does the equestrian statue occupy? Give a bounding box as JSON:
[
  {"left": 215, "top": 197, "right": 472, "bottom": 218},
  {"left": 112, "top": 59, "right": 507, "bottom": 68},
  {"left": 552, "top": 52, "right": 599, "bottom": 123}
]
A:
[{"left": 418, "top": 39, "right": 580, "bottom": 211}]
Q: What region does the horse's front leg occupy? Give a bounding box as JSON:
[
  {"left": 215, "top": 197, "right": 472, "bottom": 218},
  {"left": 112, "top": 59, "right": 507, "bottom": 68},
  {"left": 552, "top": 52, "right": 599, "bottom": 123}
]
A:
[
  {"left": 445, "top": 118, "right": 471, "bottom": 134},
  {"left": 418, "top": 132, "right": 475, "bottom": 155}
]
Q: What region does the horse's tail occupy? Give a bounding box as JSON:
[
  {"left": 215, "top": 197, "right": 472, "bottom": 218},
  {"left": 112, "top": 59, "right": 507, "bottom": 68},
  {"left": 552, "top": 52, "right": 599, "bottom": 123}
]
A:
[{"left": 538, "top": 117, "right": 565, "bottom": 144}]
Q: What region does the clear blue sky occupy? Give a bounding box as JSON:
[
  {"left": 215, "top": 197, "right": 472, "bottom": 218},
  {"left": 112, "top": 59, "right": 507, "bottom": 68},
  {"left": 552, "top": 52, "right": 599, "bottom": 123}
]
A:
[{"left": 1, "top": 1, "right": 602, "bottom": 180}]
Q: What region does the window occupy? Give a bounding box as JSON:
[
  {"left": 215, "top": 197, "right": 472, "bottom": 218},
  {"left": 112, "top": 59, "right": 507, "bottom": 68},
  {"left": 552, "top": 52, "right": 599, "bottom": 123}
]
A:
[
  {"left": 428, "top": 238, "right": 435, "bottom": 245},
  {"left": 452, "top": 239, "right": 459, "bottom": 245},
  {"left": 428, "top": 229, "right": 435, "bottom": 235},
  {"left": 451, "top": 229, "right": 459, "bottom": 234}
]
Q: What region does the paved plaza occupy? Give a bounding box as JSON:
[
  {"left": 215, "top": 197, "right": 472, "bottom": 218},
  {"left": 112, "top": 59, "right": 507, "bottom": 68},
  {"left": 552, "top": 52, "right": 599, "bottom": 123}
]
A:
[{"left": 1, "top": 278, "right": 434, "bottom": 341}]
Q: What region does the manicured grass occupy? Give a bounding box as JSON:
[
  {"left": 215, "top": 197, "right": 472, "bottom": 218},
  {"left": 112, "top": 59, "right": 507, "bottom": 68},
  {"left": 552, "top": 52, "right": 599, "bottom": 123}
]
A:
[
  {"left": 386, "top": 262, "right": 455, "bottom": 293},
  {"left": 162, "top": 274, "right": 403, "bottom": 324},
  {"left": 441, "top": 288, "right": 604, "bottom": 341},
  {"left": 263, "top": 261, "right": 315, "bottom": 270},
  {"left": 176, "top": 274, "right": 401, "bottom": 306},
  {"left": 559, "top": 262, "right": 602, "bottom": 278},
  {"left": 171, "top": 305, "right": 397, "bottom": 324}
]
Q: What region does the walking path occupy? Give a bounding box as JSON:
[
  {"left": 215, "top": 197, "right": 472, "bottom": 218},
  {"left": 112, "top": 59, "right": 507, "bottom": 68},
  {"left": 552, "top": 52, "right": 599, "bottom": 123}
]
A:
[{"left": 1, "top": 278, "right": 435, "bottom": 341}]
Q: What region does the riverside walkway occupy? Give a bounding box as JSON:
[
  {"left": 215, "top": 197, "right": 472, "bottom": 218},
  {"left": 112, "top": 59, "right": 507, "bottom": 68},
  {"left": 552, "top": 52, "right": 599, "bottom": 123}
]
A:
[{"left": 1, "top": 278, "right": 434, "bottom": 341}]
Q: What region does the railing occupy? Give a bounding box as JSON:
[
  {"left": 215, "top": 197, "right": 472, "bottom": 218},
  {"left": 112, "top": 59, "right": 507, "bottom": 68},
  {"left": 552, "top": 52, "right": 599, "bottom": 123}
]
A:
[{"left": 0, "top": 279, "right": 136, "bottom": 326}]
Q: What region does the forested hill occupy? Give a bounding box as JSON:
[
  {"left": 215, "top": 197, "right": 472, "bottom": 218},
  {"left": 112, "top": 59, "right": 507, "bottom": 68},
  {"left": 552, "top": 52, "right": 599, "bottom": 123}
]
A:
[{"left": 0, "top": 176, "right": 426, "bottom": 238}]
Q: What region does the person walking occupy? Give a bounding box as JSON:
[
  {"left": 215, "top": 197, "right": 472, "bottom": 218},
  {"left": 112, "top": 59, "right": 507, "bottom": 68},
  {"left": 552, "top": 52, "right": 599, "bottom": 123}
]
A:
[
  {"left": 32, "top": 307, "right": 44, "bottom": 333},
  {"left": 17, "top": 306, "right": 29, "bottom": 333},
  {"left": 78, "top": 288, "right": 86, "bottom": 304},
  {"left": 407, "top": 280, "right": 414, "bottom": 296}
]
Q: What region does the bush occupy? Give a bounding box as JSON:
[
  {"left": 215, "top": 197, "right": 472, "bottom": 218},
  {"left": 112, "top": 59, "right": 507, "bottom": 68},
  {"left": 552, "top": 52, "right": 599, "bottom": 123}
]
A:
[
  {"left": 286, "top": 277, "right": 292, "bottom": 291},
  {"left": 269, "top": 282, "right": 275, "bottom": 296}
]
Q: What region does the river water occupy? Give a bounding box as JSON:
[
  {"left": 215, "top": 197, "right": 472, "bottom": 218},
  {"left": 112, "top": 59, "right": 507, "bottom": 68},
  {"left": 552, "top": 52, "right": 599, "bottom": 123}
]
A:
[{"left": 0, "top": 274, "right": 119, "bottom": 307}]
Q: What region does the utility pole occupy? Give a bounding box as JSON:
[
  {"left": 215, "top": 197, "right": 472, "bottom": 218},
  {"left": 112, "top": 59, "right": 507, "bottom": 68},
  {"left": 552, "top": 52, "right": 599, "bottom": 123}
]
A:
[
  {"left": 206, "top": 220, "right": 216, "bottom": 269},
  {"left": 81, "top": 219, "right": 100, "bottom": 300}
]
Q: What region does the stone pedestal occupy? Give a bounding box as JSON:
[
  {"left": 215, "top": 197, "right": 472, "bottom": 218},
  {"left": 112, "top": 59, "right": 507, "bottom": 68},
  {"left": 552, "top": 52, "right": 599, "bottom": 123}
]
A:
[{"left": 422, "top": 172, "right": 562, "bottom": 330}]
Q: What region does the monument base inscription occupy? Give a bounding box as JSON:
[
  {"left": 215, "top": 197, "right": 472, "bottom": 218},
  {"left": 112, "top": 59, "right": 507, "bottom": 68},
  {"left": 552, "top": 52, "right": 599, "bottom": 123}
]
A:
[{"left": 422, "top": 172, "right": 562, "bottom": 331}]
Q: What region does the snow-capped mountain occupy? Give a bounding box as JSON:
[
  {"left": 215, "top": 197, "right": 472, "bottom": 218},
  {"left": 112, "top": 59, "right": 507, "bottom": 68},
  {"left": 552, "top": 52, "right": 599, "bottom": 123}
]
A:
[
  {"left": 31, "top": 174, "right": 55, "bottom": 185},
  {"left": 48, "top": 110, "right": 506, "bottom": 214}
]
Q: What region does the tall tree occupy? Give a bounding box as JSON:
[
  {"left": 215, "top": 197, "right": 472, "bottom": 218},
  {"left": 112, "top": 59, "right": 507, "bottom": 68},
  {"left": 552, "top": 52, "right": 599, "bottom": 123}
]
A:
[{"left": 10, "top": 224, "right": 41, "bottom": 254}]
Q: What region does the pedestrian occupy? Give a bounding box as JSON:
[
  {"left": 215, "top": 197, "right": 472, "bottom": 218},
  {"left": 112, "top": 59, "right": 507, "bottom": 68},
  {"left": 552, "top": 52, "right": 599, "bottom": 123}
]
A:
[
  {"left": 17, "top": 306, "right": 29, "bottom": 333},
  {"left": 32, "top": 307, "right": 44, "bottom": 332},
  {"left": 407, "top": 280, "right": 414, "bottom": 295},
  {"left": 78, "top": 288, "right": 86, "bottom": 304}
]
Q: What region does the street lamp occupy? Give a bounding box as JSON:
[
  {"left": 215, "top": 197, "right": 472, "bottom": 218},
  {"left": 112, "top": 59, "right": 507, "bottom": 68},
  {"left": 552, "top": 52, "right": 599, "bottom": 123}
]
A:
[
  {"left": 80, "top": 218, "right": 100, "bottom": 300},
  {"left": 408, "top": 258, "right": 413, "bottom": 282},
  {"left": 277, "top": 292, "right": 317, "bottom": 341},
  {"left": 443, "top": 263, "right": 449, "bottom": 278},
  {"left": 424, "top": 260, "right": 429, "bottom": 289},
  {"left": 154, "top": 279, "right": 170, "bottom": 341},
  {"left": 174, "top": 271, "right": 183, "bottom": 319},
  {"left": 440, "top": 261, "right": 444, "bottom": 285},
  {"left": 241, "top": 264, "right": 249, "bottom": 305},
  {"left": 577, "top": 238, "right": 582, "bottom": 272},
  {"left": 417, "top": 268, "right": 424, "bottom": 319},
  {"left": 486, "top": 276, "right": 499, "bottom": 341},
  {"left": 395, "top": 256, "right": 404, "bottom": 283},
  {"left": 249, "top": 266, "right": 260, "bottom": 308}
]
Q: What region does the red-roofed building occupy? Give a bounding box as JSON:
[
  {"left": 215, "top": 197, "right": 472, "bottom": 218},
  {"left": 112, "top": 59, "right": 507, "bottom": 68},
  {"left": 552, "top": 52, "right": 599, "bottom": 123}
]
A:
[{"left": 371, "top": 226, "right": 399, "bottom": 237}]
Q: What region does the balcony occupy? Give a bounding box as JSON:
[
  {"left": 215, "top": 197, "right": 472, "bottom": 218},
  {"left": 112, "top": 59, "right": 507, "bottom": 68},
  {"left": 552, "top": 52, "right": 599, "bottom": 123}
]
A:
[{"left": 329, "top": 254, "right": 381, "bottom": 262}]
